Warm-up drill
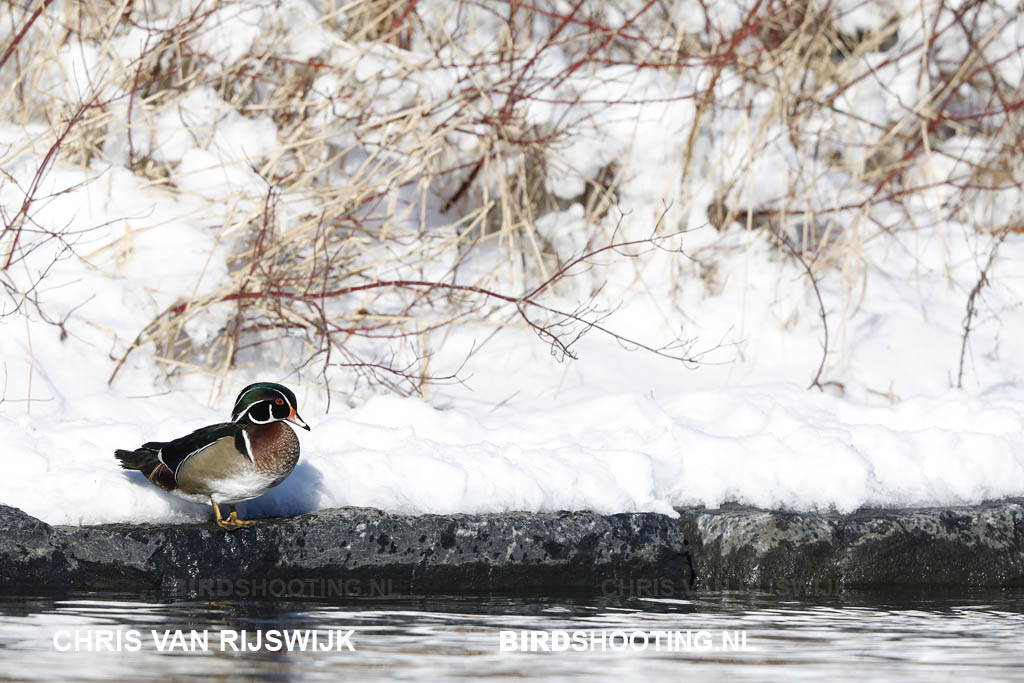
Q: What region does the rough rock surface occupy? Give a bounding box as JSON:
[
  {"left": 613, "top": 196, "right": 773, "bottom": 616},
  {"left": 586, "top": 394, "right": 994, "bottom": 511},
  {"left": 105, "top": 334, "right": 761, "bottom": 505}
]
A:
[
  {"left": 677, "top": 500, "right": 1024, "bottom": 591},
  {"left": 0, "top": 505, "right": 693, "bottom": 597},
  {"left": 0, "top": 504, "right": 76, "bottom": 590},
  {"left": 3, "top": 500, "right": 1022, "bottom": 597}
]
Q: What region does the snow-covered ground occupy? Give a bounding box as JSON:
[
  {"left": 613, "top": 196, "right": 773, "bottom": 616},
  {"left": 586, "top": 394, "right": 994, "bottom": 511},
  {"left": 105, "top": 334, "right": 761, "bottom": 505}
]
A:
[{"left": 1, "top": 0, "right": 1023, "bottom": 525}]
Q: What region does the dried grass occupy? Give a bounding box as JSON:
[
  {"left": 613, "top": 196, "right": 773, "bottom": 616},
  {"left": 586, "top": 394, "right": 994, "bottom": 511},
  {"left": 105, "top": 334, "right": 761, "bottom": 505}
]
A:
[{"left": 1, "top": 0, "right": 1021, "bottom": 395}]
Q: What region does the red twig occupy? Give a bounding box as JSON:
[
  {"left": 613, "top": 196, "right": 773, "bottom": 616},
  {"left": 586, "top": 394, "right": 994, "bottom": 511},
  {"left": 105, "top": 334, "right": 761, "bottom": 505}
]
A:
[{"left": 0, "top": 0, "right": 55, "bottom": 73}]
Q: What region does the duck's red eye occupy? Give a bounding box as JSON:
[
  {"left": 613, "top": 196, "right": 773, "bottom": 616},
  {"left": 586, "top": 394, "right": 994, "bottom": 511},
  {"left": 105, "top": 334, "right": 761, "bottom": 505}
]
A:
[{"left": 275, "top": 398, "right": 285, "bottom": 405}]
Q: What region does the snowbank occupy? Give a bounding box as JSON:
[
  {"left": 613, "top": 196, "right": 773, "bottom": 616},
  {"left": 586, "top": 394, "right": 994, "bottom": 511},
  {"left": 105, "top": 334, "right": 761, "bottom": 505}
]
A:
[
  {"left": 1, "top": 0, "right": 1023, "bottom": 525},
  {"left": 3, "top": 378, "right": 1023, "bottom": 526}
]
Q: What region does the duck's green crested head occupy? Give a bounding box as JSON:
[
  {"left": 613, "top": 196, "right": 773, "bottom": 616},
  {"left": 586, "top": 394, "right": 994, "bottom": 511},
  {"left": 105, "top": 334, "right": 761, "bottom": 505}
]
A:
[{"left": 231, "top": 382, "right": 310, "bottom": 430}]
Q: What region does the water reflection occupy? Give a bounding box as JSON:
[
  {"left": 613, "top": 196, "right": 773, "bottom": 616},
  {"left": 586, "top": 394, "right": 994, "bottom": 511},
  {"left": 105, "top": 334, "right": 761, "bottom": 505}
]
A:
[{"left": 1, "top": 589, "right": 1022, "bottom": 680}]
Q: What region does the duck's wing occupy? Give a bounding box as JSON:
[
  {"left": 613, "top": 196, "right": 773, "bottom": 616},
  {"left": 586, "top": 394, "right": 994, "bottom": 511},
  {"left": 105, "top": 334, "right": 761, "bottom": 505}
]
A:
[{"left": 157, "top": 423, "right": 251, "bottom": 480}]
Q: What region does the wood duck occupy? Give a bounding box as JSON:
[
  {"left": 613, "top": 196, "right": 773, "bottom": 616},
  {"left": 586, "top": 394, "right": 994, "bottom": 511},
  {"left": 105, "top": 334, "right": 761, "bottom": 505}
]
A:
[{"left": 115, "top": 382, "right": 310, "bottom": 529}]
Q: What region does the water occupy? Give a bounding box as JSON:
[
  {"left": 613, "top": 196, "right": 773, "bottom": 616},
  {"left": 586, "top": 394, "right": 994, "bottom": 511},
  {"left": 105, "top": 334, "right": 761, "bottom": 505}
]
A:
[{"left": 2, "top": 589, "right": 1023, "bottom": 681}]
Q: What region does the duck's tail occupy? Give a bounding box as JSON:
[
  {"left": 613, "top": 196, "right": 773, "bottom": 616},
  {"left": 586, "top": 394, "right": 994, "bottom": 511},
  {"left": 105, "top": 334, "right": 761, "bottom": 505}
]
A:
[
  {"left": 114, "top": 446, "right": 161, "bottom": 476},
  {"left": 115, "top": 445, "right": 177, "bottom": 492}
]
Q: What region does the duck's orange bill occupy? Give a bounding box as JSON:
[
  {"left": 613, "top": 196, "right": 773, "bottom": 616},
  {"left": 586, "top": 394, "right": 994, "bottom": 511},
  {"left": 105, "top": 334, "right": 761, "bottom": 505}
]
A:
[{"left": 287, "top": 408, "right": 310, "bottom": 431}]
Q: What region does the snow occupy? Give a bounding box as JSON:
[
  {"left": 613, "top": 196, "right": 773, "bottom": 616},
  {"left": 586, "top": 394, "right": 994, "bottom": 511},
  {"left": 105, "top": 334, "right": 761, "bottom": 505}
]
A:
[
  {"left": 1, "top": 0, "right": 1023, "bottom": 526},
  {"left": 5, "top": 376, "right": 1024, "bottom": 526}
]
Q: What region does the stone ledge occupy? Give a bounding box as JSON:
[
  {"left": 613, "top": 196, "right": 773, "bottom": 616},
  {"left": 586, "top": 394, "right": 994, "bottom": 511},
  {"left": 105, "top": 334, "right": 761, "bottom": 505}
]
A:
[
  {"left": 3, "top": 500, "right": 1022, "bottom": 597},
  {"left": 0, "top": 505, "right": 693, "bottom": 597},
  {"left": 677, "top": 499, "right": 1024, "bottom": 590}
]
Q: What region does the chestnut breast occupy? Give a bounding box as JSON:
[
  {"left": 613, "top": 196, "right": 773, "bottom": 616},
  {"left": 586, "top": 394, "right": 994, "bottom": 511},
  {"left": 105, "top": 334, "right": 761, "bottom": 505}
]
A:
[{"left": 248, "top": 421, "right": 301, "bottom": 483}]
